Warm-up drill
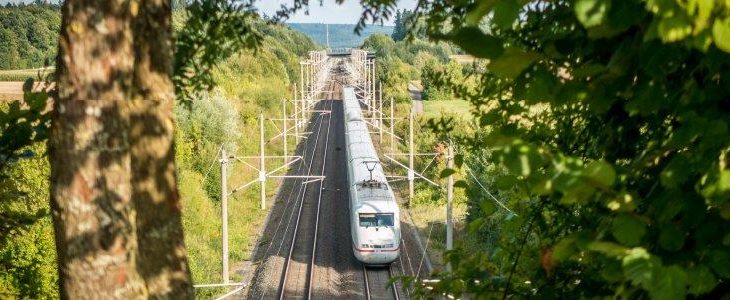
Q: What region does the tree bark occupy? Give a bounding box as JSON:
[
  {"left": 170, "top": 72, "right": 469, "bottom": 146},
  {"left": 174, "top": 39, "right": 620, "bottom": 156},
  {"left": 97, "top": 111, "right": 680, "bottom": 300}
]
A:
[
  {"left": 50, "top": 0, "right": 193, "bottom": 298},
  {"left": 130, "top": 0, "right": 194, "bottom": 298}
]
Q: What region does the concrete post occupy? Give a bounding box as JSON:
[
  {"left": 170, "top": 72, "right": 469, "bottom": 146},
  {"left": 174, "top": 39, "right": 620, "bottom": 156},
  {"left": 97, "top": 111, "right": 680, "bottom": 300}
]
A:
[
  {"left": 446, "top": 144, "right": 454, "bottom": 271},
  {"left": 283, "top": 99, "right": 288, "bottom": 162},
  {"left": 408, "top": 112, "right": 414, "bottom": 206},
  {"left": 259, "top": 113, "right": 266, "bottom": 210},
  {"left": 220, "top": 148, "right": 229, "bottom": 283},
  {"left": 390, "top": 97, "right": 395, "bottom": 152}
]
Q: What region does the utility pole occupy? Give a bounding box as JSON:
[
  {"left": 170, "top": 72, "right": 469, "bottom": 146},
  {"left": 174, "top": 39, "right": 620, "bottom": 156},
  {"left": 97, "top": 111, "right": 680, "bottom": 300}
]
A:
[
  {"left": 446, "top": 143, "right": 454, "bottom": 271},
  {"left": 283, "top": 99, "right": 288, "bottom": 161},
  {"left": 408, "top": 112, "right": 414, "bottom": 206},
  {"left": 220, "top": 148, "right": 229, "bottom": 284},
  {"left": 378, "top": 81, "right": 383, "bottom": 144},
  {"left": 259, "top": 113, "right": 266, "bottom": 210},
  {"left": 390, "top": 97, "right": 395, "bottom": 152},
  {"left": 294, "top": 84, "right": 299, "bottom": 144}
]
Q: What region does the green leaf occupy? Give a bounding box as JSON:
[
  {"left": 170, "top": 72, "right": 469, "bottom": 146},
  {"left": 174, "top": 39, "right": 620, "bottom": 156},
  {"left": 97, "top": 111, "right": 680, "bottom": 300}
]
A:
[
  {"left": 552, "top": 237, "right": 577, "bottom": 262},
  {"left": 495, "top": 175, "right": 518, "bottom": 190},
  {"left": 611, "top": 214, "right": 646, "bottom": 246},
  {"left": 440, "top": 168, "right": 457, "bottom": 178},
  {"left": 492, "top": 0, "right": 521, "bottom": 30},
  {"left": 686, "top": 265, "right": 717, "bottom": 295},
  {"left": 575, "top": 0, "right": 611, "bottom": 28},
  {"left": 712, "top": 17, "right": 730, "bottom": 53},
  {"left": 514, "top": 67, "right": 555, "bottom": 104},
  {"left": 658, "top": 15, "right": 692, "bottom": 42},
  {"left": 622, "top": 247, "right": 660, "bottom": 288},
  {"left": 454, "top": 180, "right": 469, "bottom": 189},
  {"left": 480, "top": 199, "right": 496, "bottom": 215},
  {"left": 660, "top": 157, "right": 690, "bottom": 190},
  {"left": 466, "top": 0, "right": 498, "bottom": 26},
  {"left": 587, "top": 241, "right": 629, "bottom": 257},
  {"left": 649, "top": 265, "right": 687, "bottom": 300},
  {"left": 488, "top": 47, "right": 541, "bottom": 79},
  {"left": 658, "top": 225, "right": 684, "bottom": 251},
  {"left": 584, "top": 160, "right": 616, "bottom": 187},
  {"left": 454, "top": 154, "right": 464, "bottom": 168},
  {"left": 450, "top": 27, "right": 504, "bottom": 59},
  {"left": 709, "top": 250, "right": 730, "bottom": 278}
]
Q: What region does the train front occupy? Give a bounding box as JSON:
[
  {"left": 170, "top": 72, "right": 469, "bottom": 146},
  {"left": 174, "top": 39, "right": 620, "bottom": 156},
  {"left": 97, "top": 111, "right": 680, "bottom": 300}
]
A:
[{"left": 352, "top": 191, "right": 401, "bottom": 265}]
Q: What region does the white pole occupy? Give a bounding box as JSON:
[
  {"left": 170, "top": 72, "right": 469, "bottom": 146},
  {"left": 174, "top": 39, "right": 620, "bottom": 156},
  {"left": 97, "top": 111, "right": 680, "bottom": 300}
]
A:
[
  {"left": 294, "top": 84, "right": 299, "bottom": 144},
  {"left": 283, "top": 99, "right": 288, "bottom": 162},
  {"left": 378, "top": 81, "right": 383, "bottom": 144},
  {"left": 408, "top": 112, "right": 414, "bottom": 206},
  {"left": 446, "top": 144, "right": 454, "bottom": 270},
  {"left": 300, "top": 63, "right": 304, "bottom": 127},
  {"left": 259, "top": 113, "right": 266, "bottom": 210},
  {"left": 220, "top": 148, "right": 229, "bottom": 283},
  {"left": 390, "top": 97, "right": 395, "bottom": 152}
]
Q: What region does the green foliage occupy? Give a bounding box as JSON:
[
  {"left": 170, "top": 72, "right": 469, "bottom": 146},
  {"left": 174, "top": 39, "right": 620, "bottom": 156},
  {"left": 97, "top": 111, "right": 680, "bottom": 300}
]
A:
[
  {"left": 0, "top": 3, "right": 60, "bottom": 70},
  {"left": 364, "top": 0, "right": 730, "bottom": 298},
  {"left": 0, "top": 143, "right": 58, "bottom": 299},
  {"left": 173, "top": 0, "right": 263, "bottom": 104},
  {"left": 361, "top": 33, "right": 456, "bottom": 104}
]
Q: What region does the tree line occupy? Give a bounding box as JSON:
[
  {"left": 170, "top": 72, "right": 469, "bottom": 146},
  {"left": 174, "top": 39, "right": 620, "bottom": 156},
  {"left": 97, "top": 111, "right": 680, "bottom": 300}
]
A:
[{"left": 0, "top": 2, "right": 60, "bottom": 70}]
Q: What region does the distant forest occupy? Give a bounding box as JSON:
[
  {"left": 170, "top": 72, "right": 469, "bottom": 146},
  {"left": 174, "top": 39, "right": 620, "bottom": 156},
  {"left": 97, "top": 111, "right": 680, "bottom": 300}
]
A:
[
  {"left": 287, "top": 23, "right": 393, "bottom": 49},
  {"left": 0, "top": 2, "right": 60, "bottom": 70}
]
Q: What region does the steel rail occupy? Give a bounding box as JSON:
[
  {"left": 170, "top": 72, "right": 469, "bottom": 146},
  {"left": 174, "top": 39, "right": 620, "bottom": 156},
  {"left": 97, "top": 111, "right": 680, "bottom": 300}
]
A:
[
  {"left": 388, "top": 266, "right": 401, "bottom": 300},
  {"left": 257, "top": 101, "right": 328, "bottom": 300},
  {"left": 363, "top": 266, "right": 371, "bottom": 300},
  {"left": 306, "top": 98, "right": 334, "bottom": 298},
  {"left": 278, "top": 99, "right": 334, "bottom": 299},
  {"left": 278, "top": 101, "right": 328, "bottom": 299}
]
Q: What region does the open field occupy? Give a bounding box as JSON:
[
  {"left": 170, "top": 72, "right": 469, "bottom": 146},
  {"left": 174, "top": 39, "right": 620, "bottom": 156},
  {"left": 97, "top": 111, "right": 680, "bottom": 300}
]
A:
[
  {"left": 0, "top": 82, "right": 24, "bottom": 100},
  {"left": 423, "top": 99, "right": 472, "bottom": 119},
  {"left": 0, "top": 68, "right": 54, "bottom": 82},
  {"left": 0, "top": 81, "right": 54, "bottom": 101}
]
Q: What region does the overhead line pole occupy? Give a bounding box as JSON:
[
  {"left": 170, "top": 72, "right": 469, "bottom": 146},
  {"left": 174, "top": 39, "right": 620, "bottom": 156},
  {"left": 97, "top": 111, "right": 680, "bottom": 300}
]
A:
[
  {"left": 220, "top": 148, "right": 229, "bottom": 284},
  {"left": 379, "top": 81, "right": 383, "bottom": 144},
  {"left": 390, "top": 97, "right": 395, "bottom": 151},
  {"left": 259, "top": 113, "right": 266, "bottom": 210},
  {"left": 446, "top": 143, "right": 454, "bottom": 270},
  {"left": 294, "top": 84, "right": 299, "bottom": 144},
  {"left": 283, "top": 99, "right": 288, "bottom": 162},
  {"left": 408, "top": 112, "right": 414, "bottom": 206}
]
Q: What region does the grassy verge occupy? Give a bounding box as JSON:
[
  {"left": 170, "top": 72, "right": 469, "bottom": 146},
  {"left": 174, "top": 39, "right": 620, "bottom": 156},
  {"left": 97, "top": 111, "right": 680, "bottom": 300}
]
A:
[{"left": 423, "top": 99, "right": 471, "bottom": 119}]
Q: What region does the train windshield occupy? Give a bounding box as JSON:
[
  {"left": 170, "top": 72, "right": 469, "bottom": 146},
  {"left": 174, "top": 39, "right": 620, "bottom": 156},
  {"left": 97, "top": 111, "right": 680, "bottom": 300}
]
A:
[{"left": 359, "top": 213, "right": 394, "bottom": 227}]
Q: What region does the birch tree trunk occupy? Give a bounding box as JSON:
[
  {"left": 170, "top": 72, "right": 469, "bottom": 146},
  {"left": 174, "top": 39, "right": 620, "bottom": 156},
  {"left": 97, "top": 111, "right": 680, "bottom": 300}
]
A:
[{"left": 50, "top": 0, "right": 193, "bottom": 298}]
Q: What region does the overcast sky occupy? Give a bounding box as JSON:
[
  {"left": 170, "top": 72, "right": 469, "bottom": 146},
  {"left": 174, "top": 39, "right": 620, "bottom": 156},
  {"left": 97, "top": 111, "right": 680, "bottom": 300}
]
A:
[{"left": 0, "top": 0, "right": 418, "bottom": 25}]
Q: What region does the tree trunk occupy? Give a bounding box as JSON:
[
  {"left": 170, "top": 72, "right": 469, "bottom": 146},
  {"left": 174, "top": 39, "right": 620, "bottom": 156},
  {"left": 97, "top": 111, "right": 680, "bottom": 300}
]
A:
[
  {"left": 50, "top": 0, "right": 193, "bottom": 298},
  {"left": 130, "top": 0, "right": 194, "bottom": 298}
]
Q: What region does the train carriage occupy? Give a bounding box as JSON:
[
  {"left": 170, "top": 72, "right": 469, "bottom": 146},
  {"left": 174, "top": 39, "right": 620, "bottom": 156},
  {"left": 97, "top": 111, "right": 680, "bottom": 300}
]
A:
[{"left": 342, "top": 86, "right": 401, "bottom": 265}]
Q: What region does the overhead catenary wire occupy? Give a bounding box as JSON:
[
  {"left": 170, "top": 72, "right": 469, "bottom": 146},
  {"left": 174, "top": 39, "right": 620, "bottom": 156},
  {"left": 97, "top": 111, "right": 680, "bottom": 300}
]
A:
[{"left": 464, "top": 165, "right": 518, "bottom": 216}]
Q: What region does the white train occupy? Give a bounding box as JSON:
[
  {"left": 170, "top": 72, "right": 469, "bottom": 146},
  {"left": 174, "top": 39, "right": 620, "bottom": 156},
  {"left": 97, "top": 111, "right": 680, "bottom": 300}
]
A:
[{"left": 342, "top": 86, "right": 401, "bottom": 265}]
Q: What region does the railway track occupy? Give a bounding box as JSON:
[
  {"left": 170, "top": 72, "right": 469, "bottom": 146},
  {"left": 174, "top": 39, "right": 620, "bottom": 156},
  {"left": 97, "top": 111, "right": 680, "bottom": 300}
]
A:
[
  {"left": 278, "top": 98, "right": 335, "bottom": 299},
  {"left": 363, "top": 265, "right": 402, "bottom": 300},
  {"left": 247, "top": 59, "right": 420, "bottom": 299}
]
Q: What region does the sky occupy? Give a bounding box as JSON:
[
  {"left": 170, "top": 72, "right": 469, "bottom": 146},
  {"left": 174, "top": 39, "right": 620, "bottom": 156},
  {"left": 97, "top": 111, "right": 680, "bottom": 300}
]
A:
[
  {"left": 0, "top": 0, "right": 416, "bottom": 25},
  {"left": 255, "top": 0, "right": 417, "bottom": 25}
]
